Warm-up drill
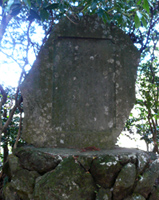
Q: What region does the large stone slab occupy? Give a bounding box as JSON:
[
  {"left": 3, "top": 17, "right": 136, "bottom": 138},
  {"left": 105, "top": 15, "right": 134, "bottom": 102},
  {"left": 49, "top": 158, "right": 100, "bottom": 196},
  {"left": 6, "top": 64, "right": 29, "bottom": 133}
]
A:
[{"left": 21, "top": 15, "right": 140, "bottom": 148}]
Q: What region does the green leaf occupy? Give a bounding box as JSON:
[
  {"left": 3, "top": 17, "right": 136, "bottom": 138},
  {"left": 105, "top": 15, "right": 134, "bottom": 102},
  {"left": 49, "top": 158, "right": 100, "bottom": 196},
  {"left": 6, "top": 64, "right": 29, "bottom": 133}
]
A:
[
  {"left": 7, "top": 0, "right": 14, "bottom": 6},
  {"left": 91, "top": 2, "right": 97, "bottom": 11},
  {"left": 129, "top": 113, "right": 133, "bottom": 117},
  {"left": 143, "top": 0, "right": 149, "bottom": 13},
  {"left": 10, "top": 3, "right": 21, "bottom": 16},
  {"left": 134, "top": 13, "right": 141, "bottom": 28},
  {"left": 23, "top": 0, "right": 31, "bottom": 8},
  {"left": 117, "top": 15, "right": 123, "bottom": 24},
  {"left": 141, "top": 17, "right": 147, "bottom": 27},
  {"left": 40, "top": 9, "right": 49, "bottom": 21},
  {"left": 127, "top": 7, "right": 137, "bottom": 12},
  {"left": 28, "top": 9, "right": 41, "bottom": 21},
  {"left": 97, "top": 8, "right": 104, "bottom": 17},
  {"left": 137, "top": 0, "right": 142, "bottom": 5},
  {"left": 103, "top": 12, "right": 111, "bottom": 23},
  {"left": 147, "top": 0, "right": 153, "bottom": 7},
  {"left": 36, "top": 0, "right": 42, "bottom": 5},
  {"left": 45, "top": 3, "right": 59, "bottom": 10},
  {"left": 154, "top": 114, "right": 159, "bottom": 121},
  {"left": 4, "top": 0, "right": 14, "bottom": 12},
  {"left": 3, "top": 0, "right": 9, "bottom": 4},
  {"left": 136, "top": 10, "right": 142, "bottom": 20}
]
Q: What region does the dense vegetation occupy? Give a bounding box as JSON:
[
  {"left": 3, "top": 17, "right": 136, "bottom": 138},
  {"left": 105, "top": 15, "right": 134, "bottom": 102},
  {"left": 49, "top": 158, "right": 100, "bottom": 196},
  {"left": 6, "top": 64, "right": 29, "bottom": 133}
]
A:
[{"left": 0, "top": 0, "right": 158, "bottom": 165}]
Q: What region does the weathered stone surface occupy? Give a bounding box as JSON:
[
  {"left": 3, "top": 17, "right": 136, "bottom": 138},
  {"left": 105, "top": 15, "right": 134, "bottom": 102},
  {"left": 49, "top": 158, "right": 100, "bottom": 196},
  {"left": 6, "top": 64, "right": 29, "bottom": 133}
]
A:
[
  {"left": 134, "top": 159, "right": 159, "bottom": 198},
  {"left": 113, "top": 163, "right": 136, "bottom": 200},
  {"left": 123, "top": 193, "right": 146, "bottom": 200},
  {"left": 3, "top": 154, "right": 22, "bottom": 179},
  {"left": 14, "top": 146, "right": 62, "bottom": 174},
  {"left": 33, "top": 157, "right": 96, "bottom": 200},
  {"left": 21, "top": 14, "right": 140, "bottom": 148},
  {"left": 118, "top": 153, "right": 137, "bottom": 165},
  {"left": 96, "top": 188, "right": 112, "bottom": 200},
  {"left": 7, "top": 169, "right": 39, "bottom": 200},
  {"left": 149, "top": 185, "right": 159, "bottom": 200},
  {"left": 3, "top": 183, "right": 21, "bottom": 200},
  {"left": 90, "top": 155, "right": 122, "bottom": 188},
  {"left": 3, "top": 147, "right": 159, "bottom": 200},
  {"left": 76, "top": 155, "right": 94, "bottom": 171},
  {"left": 137, "top": 152, "right": 150, "bottom": 174}
]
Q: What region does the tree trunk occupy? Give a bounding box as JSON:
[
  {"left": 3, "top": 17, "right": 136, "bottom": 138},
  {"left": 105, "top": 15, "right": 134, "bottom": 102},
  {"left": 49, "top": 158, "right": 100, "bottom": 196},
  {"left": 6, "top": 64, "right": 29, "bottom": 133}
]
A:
[
  {"left": 146, "top": 142, "right": 149, "bottom": 152},
  {"left": 3, "top": 142, "right": 8, "bottom": 164}
]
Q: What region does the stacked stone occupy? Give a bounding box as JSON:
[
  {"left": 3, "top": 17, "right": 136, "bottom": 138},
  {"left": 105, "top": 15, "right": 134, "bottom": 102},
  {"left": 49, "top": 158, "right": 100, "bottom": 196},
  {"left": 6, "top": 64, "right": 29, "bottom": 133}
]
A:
[{"left": 3, "top": 147, "right": 159, "bottom": 200}]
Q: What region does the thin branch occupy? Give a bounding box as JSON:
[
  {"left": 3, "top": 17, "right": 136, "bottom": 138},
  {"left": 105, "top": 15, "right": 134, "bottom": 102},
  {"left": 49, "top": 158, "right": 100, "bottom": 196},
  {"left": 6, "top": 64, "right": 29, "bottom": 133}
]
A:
[
  {"left": 0, "top": 13, "right": 13, "bottom": 44},
  {"left": 0, "top": 85, "right": 7, "bottom": 154},
  {"left": 146, "top": 104, "right": 158, "bottom": 152},
  {"left": 138, "top": 29, "right": 144, "bottom": 50},
  {"left": 65, "top": 14, "right": 78, "bottom": 25},
  {"left": 140, "top": 14, "right": 159, "bottom": 52},
  {"left": 0, "top": 48, "right": 22, "bottom": 68},
  {"left": 13, "top": 111, "right": 22, "bottom": 149},
  {"left": 26, "top": 21, "right": 33, "bottom": 64},
  {"left": 1, "top": 65, "right": 25, "bottom": 134},
  {"left": 42, "top": 10, "right": 55, "bottom": 45},
  {"left": 148, "top": 40, "right": 158, "bottom": 84},
  {"left": 2, "top": 95, "right": 22, "bottom": 133},
  {"left": 147, "top": 112, "right": 154, "bottom": 134},
  {"left": 0, "top": 84, "right": 7, "bottom": 107}
]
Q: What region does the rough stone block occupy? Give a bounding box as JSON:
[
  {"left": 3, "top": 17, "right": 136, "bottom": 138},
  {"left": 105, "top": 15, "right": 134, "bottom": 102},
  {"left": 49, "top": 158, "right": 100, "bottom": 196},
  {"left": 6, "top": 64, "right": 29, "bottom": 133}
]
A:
[{"left": 21, "top": 15, "right": 140, "bottom": 148}]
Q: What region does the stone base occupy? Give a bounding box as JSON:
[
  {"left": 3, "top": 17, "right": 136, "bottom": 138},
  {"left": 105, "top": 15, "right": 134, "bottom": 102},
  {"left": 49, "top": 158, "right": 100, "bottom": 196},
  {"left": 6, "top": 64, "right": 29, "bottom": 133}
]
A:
[{"left": 3, "top": 146, "right": 159, "bottom": 200}]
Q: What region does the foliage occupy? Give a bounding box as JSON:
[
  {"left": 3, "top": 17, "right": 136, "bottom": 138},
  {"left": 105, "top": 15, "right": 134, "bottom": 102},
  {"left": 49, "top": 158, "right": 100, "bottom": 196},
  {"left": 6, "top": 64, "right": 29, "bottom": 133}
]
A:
[
  {"left": 0, "top": 86, "right": 24, "bottom": 164},
  {"left": 125, "top": 43, "right": 159, "bottom": 152},
  {"left": 1, "top": 0, "right": 159, "bottom": 49}
]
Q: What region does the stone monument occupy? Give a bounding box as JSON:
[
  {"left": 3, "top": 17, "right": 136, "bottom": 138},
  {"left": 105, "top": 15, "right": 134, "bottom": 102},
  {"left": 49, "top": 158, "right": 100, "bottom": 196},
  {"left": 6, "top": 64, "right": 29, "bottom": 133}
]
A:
[
  {"left": 20, "top": 15, "right": 140, "bottom": 148},
  {"left": 5, "top": 15, "right": 159, "bottom": 200}
]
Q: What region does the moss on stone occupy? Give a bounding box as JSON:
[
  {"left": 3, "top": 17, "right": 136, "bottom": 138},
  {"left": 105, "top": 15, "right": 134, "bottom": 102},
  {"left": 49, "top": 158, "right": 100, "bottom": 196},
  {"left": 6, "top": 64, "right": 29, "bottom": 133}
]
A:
[{"left": 34, "top": 157, "right": 96, "bottom": 200}]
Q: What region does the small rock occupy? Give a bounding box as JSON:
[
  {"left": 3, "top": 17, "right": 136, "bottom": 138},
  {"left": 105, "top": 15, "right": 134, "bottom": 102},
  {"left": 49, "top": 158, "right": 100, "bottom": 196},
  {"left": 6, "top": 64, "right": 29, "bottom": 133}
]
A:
[
  {"left": 124, "top": 193, "right": 146, "bottom": 200},
  {"left": 10, "top": 169, "right": 39, "bottom": 199},
  {"left": 90, "top": 155, "right": 122, "bottom": 188},
  {"left": 96, "top": 188, "right": 112, "bottom": 200},
  {"left": 14, "top": 147, "right": 62, "bottom": 174},
  {"left": 135, "top": 159, "right": 159, "bottom": 198},
  {"left": 113, "top": 163, "right": 136, "bottom": 200},
  {"left": 149, "top": 185, "right": 159, "bottom": 200}
]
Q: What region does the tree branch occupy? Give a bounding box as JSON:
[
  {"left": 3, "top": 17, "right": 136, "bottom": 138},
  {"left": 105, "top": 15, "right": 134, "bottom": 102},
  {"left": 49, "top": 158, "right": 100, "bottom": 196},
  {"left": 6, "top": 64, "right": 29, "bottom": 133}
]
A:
[
  {"left": 13, "top": 111, "right": 22, "bottom": 149},
  {"left": 0, "top": 84, "right": 7, "bottom": 107},
  {"left": 0, "top": 84, "right": 7, "bottom": 153},
  {"left": 0, "top": 13, "right": 13, "bottom": 44},
  {"left": 140, "top": 14, "right": 159, "bottom": 52},
  {"left": 0, "top": 49, "right": 22, "bottom": 68},
  {"left": 2, "top": 95, "right": 22, "bottom": 133}
]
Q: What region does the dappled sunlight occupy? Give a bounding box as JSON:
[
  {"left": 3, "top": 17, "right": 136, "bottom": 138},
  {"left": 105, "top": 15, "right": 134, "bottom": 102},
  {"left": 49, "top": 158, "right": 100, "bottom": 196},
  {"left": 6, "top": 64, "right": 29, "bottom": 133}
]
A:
[{"left": 117, "top": 131, "right": 148, "bottom": 151}]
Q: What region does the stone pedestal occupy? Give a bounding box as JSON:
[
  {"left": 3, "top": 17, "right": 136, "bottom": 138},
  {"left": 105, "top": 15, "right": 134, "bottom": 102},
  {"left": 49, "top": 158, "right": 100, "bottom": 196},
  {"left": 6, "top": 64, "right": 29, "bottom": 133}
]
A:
[{"left": 3, "top": 146, "right": 159, "bottom": 200}]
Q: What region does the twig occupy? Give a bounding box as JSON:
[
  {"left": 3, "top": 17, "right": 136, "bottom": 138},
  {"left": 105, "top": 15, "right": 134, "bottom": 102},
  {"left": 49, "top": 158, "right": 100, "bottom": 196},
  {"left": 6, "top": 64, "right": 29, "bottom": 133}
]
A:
[
  {"left": 0, "top": 85, "right": 7, "bottom": 154},
  {"left": 140, "top": 12, "right": 159, "bottom": 52},
  {"left": 0, "top": 14, "right": 13, "bottom": 44},
  {"left": 65, "top": 14, "right": 78, "bottom": 25},
  {"left": 42, "top": 10, "right": 55, "bottom": 45},
  {"left": 13, "top": 111, "right": 22, "bottom": 149},
  {"left": 26, "top": 21, "right": 33, "bottom": 64},
  {"left": 2, "top": 67, "right": 24, "bottom": 134},
  {"left": 0, "top": 85, "right": 7, "bottom": 107},
  {"left": 0, "top": 49, "right": 22, "bottom": 69}
]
